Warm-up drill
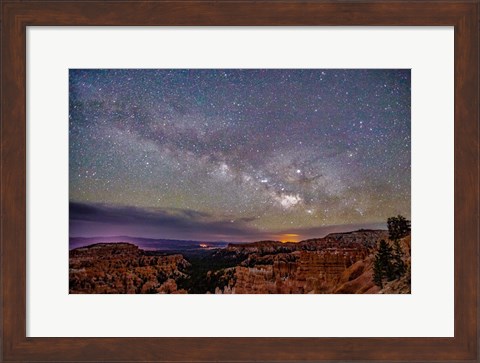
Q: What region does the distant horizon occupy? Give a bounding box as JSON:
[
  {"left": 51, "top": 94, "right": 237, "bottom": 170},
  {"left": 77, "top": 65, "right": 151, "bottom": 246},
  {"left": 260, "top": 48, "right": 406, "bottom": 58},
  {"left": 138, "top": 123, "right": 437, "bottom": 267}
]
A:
[
  {"left": 68, "top": 225, "right": 393, "bottom": 253},
  {"left": 69, "top": 222, "right": 388, "bottom": 244}
]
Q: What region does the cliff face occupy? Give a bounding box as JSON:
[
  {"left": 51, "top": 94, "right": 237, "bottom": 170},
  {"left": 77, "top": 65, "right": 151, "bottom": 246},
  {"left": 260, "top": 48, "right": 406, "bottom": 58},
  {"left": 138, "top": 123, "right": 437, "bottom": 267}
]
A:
[
  {"left": 216, "top": 249, "right": 370, "bottom": 294},
  {"left": 69, "top": 230, "right": 411, "bottom": 294},
  {"left": 69, "top": 243, "right": 190, "bottom": 294},
  {"left": 327, "top": 235, "right": 411, "bottom": 294},
  {"left": 214, "top": 230, "right": 395, "bottom": 294}
]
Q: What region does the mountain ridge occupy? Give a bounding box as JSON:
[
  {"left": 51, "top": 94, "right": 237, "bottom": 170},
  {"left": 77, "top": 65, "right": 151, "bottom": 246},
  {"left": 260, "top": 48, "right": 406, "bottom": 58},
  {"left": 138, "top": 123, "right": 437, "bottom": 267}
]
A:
[{"left": 70, "top": 228, "right": 389, "bottom": 251}]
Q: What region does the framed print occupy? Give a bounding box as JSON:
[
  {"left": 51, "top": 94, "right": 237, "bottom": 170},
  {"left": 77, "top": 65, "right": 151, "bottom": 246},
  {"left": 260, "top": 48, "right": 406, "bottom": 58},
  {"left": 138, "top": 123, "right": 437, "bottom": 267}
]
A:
[
  {"left": 29, "top": 27, "right": 451, "bottom": 339},
  {"left": 67, "top": 68, "right": 412, "bottom": 296},
  {"left": 1, "top": 1, "right": 478, "bottom": 362}
]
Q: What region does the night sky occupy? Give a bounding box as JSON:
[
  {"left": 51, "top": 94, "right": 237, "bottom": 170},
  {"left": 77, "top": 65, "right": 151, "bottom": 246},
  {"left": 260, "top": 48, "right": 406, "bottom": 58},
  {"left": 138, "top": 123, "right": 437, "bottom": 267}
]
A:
[{"left": 69, "top": 69, "right": 410, "bottom": 242}]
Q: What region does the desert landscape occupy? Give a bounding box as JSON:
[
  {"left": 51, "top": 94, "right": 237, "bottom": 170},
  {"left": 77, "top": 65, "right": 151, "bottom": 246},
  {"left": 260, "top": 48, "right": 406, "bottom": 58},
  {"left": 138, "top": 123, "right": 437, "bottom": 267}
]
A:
[{"left": 69, "top": 216, "right": 411, "bottom": 294}]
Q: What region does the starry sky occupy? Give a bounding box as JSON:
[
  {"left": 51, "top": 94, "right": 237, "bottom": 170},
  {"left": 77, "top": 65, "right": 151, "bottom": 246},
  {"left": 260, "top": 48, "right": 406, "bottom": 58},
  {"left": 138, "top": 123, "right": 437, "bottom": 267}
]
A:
[{"left": 69, "top": 69, "right": 410, "bottom": 242}]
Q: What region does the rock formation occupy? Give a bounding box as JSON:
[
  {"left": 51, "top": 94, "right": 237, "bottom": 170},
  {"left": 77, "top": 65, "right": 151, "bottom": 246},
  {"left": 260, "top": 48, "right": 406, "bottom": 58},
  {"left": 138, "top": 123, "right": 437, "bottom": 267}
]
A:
[
  {"left": 69, "top": 230, "right": 411, "bottom": 294},
  {"left": 212, "top": 230, "right": 403, "bottom": 294},
  {"left": 69, "top": 243, "right": 190, "bottom": 294}
]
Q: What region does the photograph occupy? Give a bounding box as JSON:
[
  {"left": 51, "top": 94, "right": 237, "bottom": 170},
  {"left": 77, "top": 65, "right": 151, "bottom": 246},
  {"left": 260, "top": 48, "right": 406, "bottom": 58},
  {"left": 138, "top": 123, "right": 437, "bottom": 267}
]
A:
[
  {"left": 69, "top": 69, "right": 411, "bottom": 294},
  {"left": 3, "top": 1, "right": 476, "bottom": 360}
]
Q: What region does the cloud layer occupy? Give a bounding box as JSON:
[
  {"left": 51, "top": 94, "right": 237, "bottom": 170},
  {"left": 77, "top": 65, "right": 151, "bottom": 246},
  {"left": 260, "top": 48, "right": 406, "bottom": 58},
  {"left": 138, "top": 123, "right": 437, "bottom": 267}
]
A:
[{"left": 70, "top": 201, "right": 386, "bottom": 242}]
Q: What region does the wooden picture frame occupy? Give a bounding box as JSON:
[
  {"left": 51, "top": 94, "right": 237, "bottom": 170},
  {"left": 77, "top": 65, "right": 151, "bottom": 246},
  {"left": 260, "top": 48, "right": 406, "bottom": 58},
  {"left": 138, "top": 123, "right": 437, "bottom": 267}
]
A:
[{"left": 1, "top": 1, "right": 478, "bottom": 361}]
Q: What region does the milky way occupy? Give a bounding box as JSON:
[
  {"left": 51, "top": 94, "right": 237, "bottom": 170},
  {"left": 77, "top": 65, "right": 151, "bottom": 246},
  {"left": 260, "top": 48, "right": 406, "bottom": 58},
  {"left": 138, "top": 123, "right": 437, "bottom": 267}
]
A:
[{"left": 69, "top": 69, "right": 410, "bottom": 242}]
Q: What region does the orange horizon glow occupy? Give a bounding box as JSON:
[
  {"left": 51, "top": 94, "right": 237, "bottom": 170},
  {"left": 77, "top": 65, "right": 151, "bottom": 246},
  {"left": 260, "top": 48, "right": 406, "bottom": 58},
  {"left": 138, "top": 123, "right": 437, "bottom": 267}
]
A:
[{"left": 279, "top": 233, "right": 300, "bottom": 243}]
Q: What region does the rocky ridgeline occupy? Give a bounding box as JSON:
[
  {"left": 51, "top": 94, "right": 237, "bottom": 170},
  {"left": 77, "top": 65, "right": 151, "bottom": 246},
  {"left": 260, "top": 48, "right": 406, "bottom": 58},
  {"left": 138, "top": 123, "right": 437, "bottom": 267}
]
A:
[
  {"left": 69, "top": 243, "right": 190, "bottom": 294},
  {"left": 299, "top": 229, "right": 387, "bottom": 250},
  {"left": 69, "top": 230, "right": 410, "bottom": 294},
  {"left": 70, "top": 242, "right": 141, "bottom": 259},
  {"left": 224, "top": 229, "right": 388, "bottom": 256},
  {"left": 213, "top": 230, "right": 399, "bottom": 294}
]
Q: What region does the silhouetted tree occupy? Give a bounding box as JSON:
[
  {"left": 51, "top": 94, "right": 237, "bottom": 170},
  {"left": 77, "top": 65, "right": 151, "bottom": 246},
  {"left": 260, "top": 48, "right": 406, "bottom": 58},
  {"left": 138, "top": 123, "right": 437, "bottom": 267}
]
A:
[
  {"left": 392, "top": 239, "right": 406, "bottom": 278},
  {"left": 387, "top": 215, "right": 410, "bottom": 279},
  {"left": 387, "top": 215, "right": 411, "bottom": 241},
  {"left": 373, "top": 239, "right": 395, "bottom": 287},
  {"left": 373, "top": 256, "right": 384, "bottom": 288}
]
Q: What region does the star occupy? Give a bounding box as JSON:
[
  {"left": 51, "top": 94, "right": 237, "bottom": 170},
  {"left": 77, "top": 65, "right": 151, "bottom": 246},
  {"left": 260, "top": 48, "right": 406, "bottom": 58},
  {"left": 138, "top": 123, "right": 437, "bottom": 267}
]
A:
[{"left": 69, "top": 69, "right": 411, "bottom": 242}]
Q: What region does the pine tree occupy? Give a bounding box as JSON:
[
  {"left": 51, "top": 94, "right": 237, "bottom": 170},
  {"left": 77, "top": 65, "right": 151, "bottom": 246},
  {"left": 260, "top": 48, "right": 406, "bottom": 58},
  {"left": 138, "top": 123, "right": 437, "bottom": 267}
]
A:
[
  {"left": 373, "top": 255, "right": 384, "bottom": 288},
  {"left": 373, "top": 239, "right": 395, "bottom": 287},
  {"left": 387, "top": 215, "right": 409, "bottom": 279},
  {"left": 392, "top": 239, "right": 406, "bottom": 278},
  {"left": 387, "top": 215, "right": 411, "bottom": 241}
]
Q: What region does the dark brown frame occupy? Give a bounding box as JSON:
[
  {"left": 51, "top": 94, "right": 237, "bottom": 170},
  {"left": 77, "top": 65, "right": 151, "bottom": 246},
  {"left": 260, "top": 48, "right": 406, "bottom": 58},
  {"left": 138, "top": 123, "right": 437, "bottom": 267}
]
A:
[{"left": 1, "top": 1, "right": 478, "bottom": 362}]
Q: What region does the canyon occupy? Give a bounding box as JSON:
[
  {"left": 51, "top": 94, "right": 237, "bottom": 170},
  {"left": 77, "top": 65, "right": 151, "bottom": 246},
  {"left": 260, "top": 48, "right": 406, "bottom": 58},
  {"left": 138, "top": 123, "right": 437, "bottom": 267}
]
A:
[
  {"left": 69, "top": 243, "right": 190, "bottom": 293},
  {"left": 69, "top": 229, "right": 411, "bottom": 294}
]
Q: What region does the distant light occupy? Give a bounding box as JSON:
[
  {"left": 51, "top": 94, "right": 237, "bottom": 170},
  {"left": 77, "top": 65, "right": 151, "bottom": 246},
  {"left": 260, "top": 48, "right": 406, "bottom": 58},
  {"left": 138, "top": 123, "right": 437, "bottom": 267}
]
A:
[{"left": 280, "top": 233, "right": 300, "bottom": 243}]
